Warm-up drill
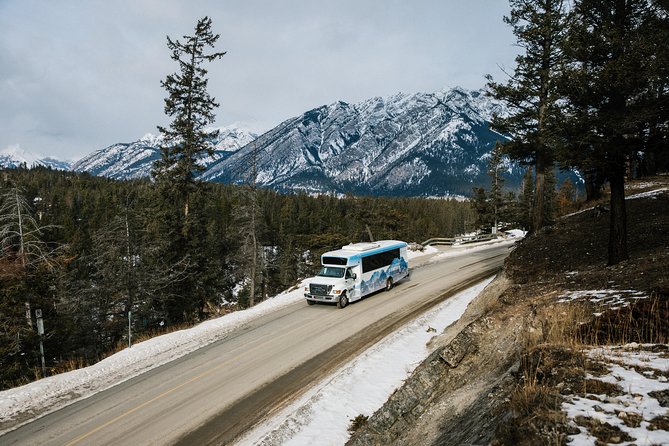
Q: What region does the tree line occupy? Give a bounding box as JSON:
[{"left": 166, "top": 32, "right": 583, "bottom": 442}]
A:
[
  {"left": 0, "top": 167, "right": 475, "bottom": 389},
  {"left": 486, "top": 0, "right": 668, "bottom": 265}
]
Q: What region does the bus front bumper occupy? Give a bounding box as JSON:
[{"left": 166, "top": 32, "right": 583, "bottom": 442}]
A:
[{"left": 304, "top": 293, "right": 338, "bottom": 303}]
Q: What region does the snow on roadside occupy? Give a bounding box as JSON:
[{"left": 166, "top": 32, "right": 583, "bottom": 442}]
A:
[
  {"left": 427, "top": 232, "right": 522, "bottom": 263},
  {"left": 238, "top": 277, "right": 495, "bottom": 446},
  {"left": 563, "top": 344, "right": 669, "bottom": 446},
  {"left": 0, "top": 243, "right": 441, "bottom": 433},
  {"left": 0, "top": 284, "right": 306, "bottom": 432}
]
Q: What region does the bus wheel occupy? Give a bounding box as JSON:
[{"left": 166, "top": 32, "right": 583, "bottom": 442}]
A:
[
  {"left": 337, "top": 293, "right": 348, "bottom": 309},
  {"left": 307, "top": 299, "right": 316, "bottom": 306},
  {"left": 385, "top": 278, "right": 393, "bottom": 291}
]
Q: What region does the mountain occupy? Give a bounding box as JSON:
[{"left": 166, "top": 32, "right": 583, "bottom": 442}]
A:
[
  {"left": 72, "top": 126, "right": 257, "bottom": 180},
  {"left": 0, "top": 145, "right": 72, "bottom": 170},
  {"left": 201, "top": 87, "right": 518, "bottom": 196},
  {"left": 65, "top": 87, "right": 526, "bottom": 196}
]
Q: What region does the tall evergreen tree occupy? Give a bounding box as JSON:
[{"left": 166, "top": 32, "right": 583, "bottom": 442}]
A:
[
  {"left": 472, "top": 187, "right": 493, "bottom": 230},
  {"left": 560, "top": 0, "right": 665, "bottom": 264},
  {"left": 150, "top": 17, "right": 226, "bottom": 321},
  {"left": 487, "top": 141, "right": 506, "bottom": 233},
  {"left": 487, "top": 0, "right": 568, "bottom": 233},
  {"left": 234, "top": 140, "right": 263, "bottom": 307},
  {"left": 153, "top": 17, "right": 226, "bottom": 218},
  {"left": 519, "top": 168, "right": 534, "bottom": 230}
]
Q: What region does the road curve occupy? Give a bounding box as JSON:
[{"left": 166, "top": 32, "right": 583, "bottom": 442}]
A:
[{"left": 0, "top": 243, "right": 511, "bottom": 446}]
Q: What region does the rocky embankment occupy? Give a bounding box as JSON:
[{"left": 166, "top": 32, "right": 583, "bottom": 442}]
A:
[{"left": 348, "top": 179, "right": 669, "bottom": 446}]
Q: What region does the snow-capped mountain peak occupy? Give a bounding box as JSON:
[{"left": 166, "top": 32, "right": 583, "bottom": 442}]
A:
[
  {"left": 1, "top": 144, "right": 43, "bottom": 166},
  {"left": 200, "top": 86, "right": 518, "bottom": 196},
  {"left": 14, "top": 87, "right": 522, "bottom": 196},
  {"left": 0, "top": 144, "right": 72, "bottom": 170},
  {"left": 72, "top": 125, "right": 258, "bottom": 180}
]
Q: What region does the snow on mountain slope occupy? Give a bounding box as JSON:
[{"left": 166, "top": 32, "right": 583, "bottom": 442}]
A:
[
  {"left": 72, "top": 126, "right": 257, "bottom": 180},
  {"left": 0, "top": 145, "right": 72, "bottom": 170},
  {"left": 23, "top": 87, "right": 521, "bottom": 196},
  {"left": 202, "top": 87, "right": 517, "bottom": 196}
]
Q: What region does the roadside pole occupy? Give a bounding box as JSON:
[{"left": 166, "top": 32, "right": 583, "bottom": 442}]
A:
[
  {"left": 128, "top": 310, "right": 132, "bottom": 348},
  {"left": 35, "top": 309, "right": 46, "bottom": 378}
]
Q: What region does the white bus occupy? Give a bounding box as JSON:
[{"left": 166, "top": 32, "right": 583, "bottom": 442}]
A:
[{"left": 304, "top": 240, "right": 409, "bottom": 308}]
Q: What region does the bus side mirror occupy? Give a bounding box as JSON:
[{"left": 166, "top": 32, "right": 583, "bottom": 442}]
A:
[{"left": 351, "top": 273, "right": 357, "bottom": 280}]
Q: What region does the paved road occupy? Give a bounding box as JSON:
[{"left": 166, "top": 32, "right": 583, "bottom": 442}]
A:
[{"left": 0, "top": 243, "right": 511, "bottom": 446}]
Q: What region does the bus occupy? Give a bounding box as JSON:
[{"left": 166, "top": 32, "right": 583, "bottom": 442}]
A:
[{"left": 304, "top": 240, "right": 409, "bottom": 308}]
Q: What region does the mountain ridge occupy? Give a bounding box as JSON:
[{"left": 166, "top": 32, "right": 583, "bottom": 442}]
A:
[
  {"left": 202, "top": 86, "right": 516, "bottom": 196},
  {"left": 71, "top": 125, "right": 257, "bottom": 180},
  {"left": 3, "top": 87, "right": 523, "bottom": 196}
]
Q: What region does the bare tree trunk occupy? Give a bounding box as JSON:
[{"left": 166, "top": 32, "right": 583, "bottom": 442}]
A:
[
  {"left": 608, "top": 169, "right": 628, "bottom": 265},
  {"left": 248, "top": 143, "right": 259, "bottom": 307},
  {"left": 532, "top": 155, "right": 546, "bottom": 233},
  {"left": 249, "top": 230, "right": 257, "bottom": 307},
  {"left": 584, "top": 168, "right": 603, "bottom": 202}
]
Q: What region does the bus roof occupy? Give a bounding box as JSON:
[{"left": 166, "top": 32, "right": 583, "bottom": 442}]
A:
[{"left": 322, "top": 240, "right": 407, "bottom": 260}]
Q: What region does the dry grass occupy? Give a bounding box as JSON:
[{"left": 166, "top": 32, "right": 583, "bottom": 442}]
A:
[
  {"left": 573, "top": 415, "right": 635, "bottom": 444},
  {"left": 578, "top": 294, "right": 669, "bottom": 346},
  {"left": 107, "top": 322, "right": 193, "bottom": 357},
  {"left": 493, "top": 291, "right": 669, "bottom": 446},
  {"left": 348, "top": 414, "right": 369, "bottom": 434}
]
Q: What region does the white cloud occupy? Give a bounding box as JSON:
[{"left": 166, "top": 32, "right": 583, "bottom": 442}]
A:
[{"left": 0, "top": 0, "right": 516, "bottom": 161}]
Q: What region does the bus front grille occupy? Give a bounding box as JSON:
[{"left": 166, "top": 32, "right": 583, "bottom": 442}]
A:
[{"left": 310, "top": 283, "right": 332, "bottom": 296}]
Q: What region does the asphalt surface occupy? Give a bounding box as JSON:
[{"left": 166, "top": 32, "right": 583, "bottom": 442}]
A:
[{"left": 0, "top": 243, "right": 511, "bottom": 446}]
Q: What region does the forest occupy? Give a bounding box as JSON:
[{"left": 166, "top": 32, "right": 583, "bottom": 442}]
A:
[{"left": 0, "top": 167, "right": 477, "bottom": 388}]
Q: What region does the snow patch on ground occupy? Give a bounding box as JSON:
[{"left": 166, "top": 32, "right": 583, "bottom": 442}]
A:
[
  {"left": 557, "top": 289, "right": 649, "bottom": 309},
  {"left": 563, "top": 344, "right": 669, "bottom": 446},
  {"left": 626, "top": 188, "right": 668, "bottom": 200},
  {"left": 239, "top": 277, "right": 494, "bottom": 446},
  {"left": 0, "top": 285, "right": 307, "bottom": 431}
]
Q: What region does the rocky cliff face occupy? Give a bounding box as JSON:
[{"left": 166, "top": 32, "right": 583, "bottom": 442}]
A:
[{"left": 345, "top": 273, "right": 521, "bottom": 446}]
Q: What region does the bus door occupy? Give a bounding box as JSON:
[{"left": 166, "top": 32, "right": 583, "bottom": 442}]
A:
[{"left": 345, "top": 266, "right": 360, "bottom": 300}]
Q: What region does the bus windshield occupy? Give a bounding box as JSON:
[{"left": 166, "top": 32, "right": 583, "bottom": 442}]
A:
[{"left": 317, "top": 266, "right": 344, "bottom": 278}]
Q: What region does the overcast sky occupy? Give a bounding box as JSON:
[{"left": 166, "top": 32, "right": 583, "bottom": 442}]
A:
[{"left": 0, "top": 0, "right": 517, "bottom": 161}]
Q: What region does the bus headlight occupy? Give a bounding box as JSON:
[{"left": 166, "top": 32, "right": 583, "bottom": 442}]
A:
[{"left": 333, "top": 289, "right": 342, "bottom": 294}]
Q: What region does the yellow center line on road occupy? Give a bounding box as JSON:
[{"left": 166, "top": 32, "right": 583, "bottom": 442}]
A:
[
  {"left": 64, "top": 357, "right": 229, "bottom": 446},
  {"left": 63, "top": 304, "right": 331, "bottom": 446}
]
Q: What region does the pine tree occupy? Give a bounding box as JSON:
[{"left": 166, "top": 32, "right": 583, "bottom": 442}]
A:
[
  {"left": 487, "top": 0, "right": 568, "bottom": 233},
  {"left": 0, "top": 187, "right": 62, "bottom": 270},
  {"left": 234, "top": 140, "right": 263, "bottom": 307},
  {"left": 0, "top": 186, "right": 63, "bottom": 383},
  {"left": 560, "top": 0, "right": 664, "bottom": 264},
  {"left": 487, "top": 142, "right": 506, "bottom": 233},
  {"left": 472, "top": 187, "right": 493, "bottom": 231},
  {"left": 519, "top": 169, "right": 534, "bottom": 231},
  {"left": 153, "top": 17, "right": 226, "bottom": 219},
  {"left": 150, "top": 17, "right": 226, "bottom": 320},
  {"left": 543, "top": 164, "right": 558, "bottom": 225}
]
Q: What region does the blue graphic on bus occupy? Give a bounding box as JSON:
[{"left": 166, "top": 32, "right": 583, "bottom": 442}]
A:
[{"left": 360, "top": 257, "right": 408, "bottom": 295}]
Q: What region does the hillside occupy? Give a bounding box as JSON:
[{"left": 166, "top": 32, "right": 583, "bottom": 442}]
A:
[{"left": 347, "top": 178, "right": 669, "bottom": 445}]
